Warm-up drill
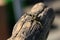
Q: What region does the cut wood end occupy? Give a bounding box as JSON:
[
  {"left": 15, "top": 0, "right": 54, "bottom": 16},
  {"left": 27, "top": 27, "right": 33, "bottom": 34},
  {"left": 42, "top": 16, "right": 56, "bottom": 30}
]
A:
[{"left": 30, "top": 3, "right": 45, "bottom": 13}]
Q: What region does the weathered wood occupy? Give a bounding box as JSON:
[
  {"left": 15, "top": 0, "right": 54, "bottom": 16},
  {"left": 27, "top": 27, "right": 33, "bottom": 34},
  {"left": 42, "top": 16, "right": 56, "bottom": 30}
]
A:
[{"left": 7, "top": 2, "right": 55, "bottom": 40}]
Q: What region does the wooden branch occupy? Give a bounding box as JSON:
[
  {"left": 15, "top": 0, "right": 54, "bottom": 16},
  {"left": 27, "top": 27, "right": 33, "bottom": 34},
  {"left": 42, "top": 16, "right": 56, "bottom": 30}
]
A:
[{"left": 7, "top": 2, "right": 55, "bottom": 40}]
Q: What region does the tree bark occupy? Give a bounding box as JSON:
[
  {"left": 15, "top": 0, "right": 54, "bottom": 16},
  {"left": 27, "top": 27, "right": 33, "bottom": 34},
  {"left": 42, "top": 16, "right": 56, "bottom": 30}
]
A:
[{"left": 7, "top": 3, "right": 55, "bottom": 40}]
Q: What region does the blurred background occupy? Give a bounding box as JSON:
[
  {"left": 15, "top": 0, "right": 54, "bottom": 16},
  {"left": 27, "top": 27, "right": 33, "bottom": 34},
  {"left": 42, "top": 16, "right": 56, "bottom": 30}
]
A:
[{"left": 0, "top": 0, "right": 60, "bottom": 40}]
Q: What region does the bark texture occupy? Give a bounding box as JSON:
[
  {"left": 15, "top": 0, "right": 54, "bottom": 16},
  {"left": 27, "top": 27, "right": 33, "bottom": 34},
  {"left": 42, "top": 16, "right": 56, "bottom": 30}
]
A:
[{"left": 7, "top": 3, "right": 55, "bottom": 40}]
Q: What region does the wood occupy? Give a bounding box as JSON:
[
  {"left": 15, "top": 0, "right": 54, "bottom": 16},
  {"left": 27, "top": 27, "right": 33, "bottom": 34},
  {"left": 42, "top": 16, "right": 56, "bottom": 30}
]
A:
[{"left": 7, "top": 3, "right": 55, "bottom": 40}]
